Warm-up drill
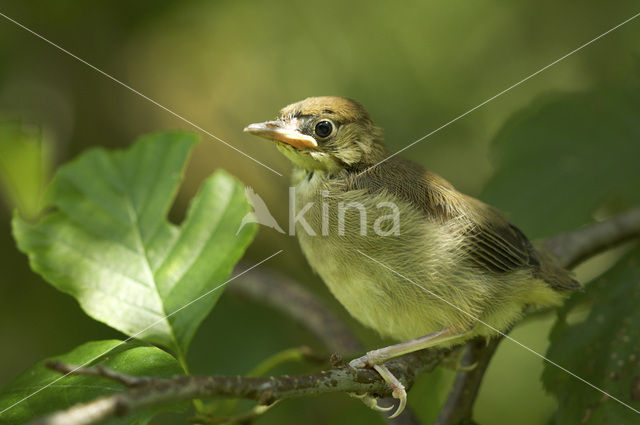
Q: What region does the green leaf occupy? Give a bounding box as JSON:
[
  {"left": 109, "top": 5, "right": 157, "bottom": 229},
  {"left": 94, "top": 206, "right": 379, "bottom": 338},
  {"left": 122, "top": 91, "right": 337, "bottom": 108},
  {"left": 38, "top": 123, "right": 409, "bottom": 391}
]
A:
[
  {"left": 0, "top": 121, "right": 52, "bottom": 219},
  {"left": 12, "top": 132, "right": 257, "bottom": 359},
  {"left": 0, "top": 340, "right": 184, "bottom": 425},
  {"left": 543, "top": 246, "right": 640, "bottom": 424},
  {"left": 482, "top": 86, "right": 640, "bottom": 238}
]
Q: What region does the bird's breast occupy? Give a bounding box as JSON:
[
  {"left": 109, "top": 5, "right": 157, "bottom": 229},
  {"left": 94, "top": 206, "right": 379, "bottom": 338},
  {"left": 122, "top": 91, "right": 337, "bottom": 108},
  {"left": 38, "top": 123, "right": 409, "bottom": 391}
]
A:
[{"left": 290, "top": 172, "right": 488, "bottom": 340}]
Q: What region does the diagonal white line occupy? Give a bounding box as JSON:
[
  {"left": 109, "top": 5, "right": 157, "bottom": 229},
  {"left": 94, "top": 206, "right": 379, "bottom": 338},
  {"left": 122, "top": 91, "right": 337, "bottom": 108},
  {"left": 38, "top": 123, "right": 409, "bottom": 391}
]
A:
[
  {"left": 360, "top": 10, "right": 640, "bottom": 176},
  {"left": 0, "top": 11, "right": 283, "bottom": 177},
  {"left": 357, "top": 250, "right": 640, "bottom": 415},
  {"left": 0, "top": 250, "right": 283, "bottom": 417}
]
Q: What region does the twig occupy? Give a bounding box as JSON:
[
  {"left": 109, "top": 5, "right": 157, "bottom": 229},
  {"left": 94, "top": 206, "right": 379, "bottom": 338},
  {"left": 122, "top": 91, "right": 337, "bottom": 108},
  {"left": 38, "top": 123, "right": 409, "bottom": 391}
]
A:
[
  {"left": 545, "top": 206, "right": 640, "bottom": 268},
  {"left": 434, "top": 337, "right": 503, "bottom": 425},
  {"left": 228, "top": 266, "right": 422, "bottom": 425},
  {"left": 28, "top": 207, "right": 640, "bottom": 425},
  {"left": 45, "top": 361, "right": 157, "bottom": 388},
  {"left": 228, "top": 265, "right": 362, "bottom": 354},
  {"left": 31, "top": 349, "right": 449, "bottom": 425},
  {"left": 435, "top": 207, "right": 640, "bottom": 425}
]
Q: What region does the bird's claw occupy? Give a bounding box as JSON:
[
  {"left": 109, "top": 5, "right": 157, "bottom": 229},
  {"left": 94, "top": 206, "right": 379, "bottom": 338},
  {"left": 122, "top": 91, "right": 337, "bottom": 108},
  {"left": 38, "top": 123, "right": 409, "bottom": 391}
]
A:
[
  {"left": 442, "top": 356, "right": 479, "bottom": 371},
  {"left": 373, "top": 364, "right": 407, "bottom": 418},
  {"left": 348, "top": 355, "right": 369, "bottom": 369},
  {"left": 457, "top": 360, "right": 478, "bottom": 372},
  {"left": 389, "top": 386, "right": 407, "bottom": 418},
  {"left": 349, "top": 392, "right": 394, "bottom": 412},
  {"left": 349, "top": 356, "right": 407, "bottom": 418}
]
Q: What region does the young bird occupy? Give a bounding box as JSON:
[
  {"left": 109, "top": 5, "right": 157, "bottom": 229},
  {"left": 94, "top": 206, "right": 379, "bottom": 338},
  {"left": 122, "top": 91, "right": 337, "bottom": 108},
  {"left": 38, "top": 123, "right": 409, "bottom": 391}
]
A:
[{"left": 244, "top": 96, "right": 578, "bottom": 417}]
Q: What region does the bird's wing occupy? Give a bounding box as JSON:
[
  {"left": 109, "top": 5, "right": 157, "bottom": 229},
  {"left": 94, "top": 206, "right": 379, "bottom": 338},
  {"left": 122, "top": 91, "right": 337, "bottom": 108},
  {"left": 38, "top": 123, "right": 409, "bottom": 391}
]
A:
[
  {"left": 455, "top": 196, "right": 578, "bottom": 290},
  {"left": 352, "top": 158, "right": 577, "bottom": 289},
  {"left": 419, "top": 171, "right": 578, "bottom": 289},
  {"left": 354, "top": 160, "right": 537, "bottom": 274},
  {"left": 458, "top": 205, "right": 538, "bottom": 273},
  {"left": 420, "top": 172, "right": 538, "bottom": 274}
]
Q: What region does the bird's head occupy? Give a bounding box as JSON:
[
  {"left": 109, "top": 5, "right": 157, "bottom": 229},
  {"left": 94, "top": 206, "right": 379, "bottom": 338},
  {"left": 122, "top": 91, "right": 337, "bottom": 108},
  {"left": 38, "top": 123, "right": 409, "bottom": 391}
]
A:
[{"left": 244, "top": 96, "right": 386, "bottom": 173}]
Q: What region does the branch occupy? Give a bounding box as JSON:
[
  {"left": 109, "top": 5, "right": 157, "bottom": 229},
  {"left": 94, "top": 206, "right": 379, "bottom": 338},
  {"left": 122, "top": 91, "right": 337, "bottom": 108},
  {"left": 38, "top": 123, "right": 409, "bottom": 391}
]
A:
[
  {"left": 434, "top": 337, "right": 503, "bottom": 425},
  {"left": 32, "top": 349, "right": 450, "bottom": 425},
  {"left": 228, "top": 265, "right": 362, "bottom": 354},
  {"left": 435, "top": 207, "right": 640, "bottom": 425},
  {"left": 544, "top": 206, "right": 640, "bottom": 268},
  {"left": 29, "top": 207, "right": 640, "bottom": 425},
  {"left": 45, "top": 361, "right": 156, "bottom": 388},
  {"left": 228, "top": 265, "right": 422, "bottom": 425}
]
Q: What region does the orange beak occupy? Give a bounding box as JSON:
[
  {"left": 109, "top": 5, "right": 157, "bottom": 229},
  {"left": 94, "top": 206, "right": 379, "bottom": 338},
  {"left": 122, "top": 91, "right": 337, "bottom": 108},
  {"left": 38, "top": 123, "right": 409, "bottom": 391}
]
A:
[{"left": 244, "top": 121, "right": 318, "bottom": 149}]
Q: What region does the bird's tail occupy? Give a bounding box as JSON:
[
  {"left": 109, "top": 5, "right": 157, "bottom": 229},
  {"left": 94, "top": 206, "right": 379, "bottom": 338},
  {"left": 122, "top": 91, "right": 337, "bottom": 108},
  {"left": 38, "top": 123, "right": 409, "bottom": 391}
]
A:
[{"left": 534, "top": 248, "right": 581, "bottom": 291}]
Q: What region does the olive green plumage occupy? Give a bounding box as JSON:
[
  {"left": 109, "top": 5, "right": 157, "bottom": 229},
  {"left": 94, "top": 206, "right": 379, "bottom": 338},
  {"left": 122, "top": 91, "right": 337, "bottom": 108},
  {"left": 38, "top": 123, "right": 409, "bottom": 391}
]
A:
[{"left": 247, "top": 96, "right": 579, "bottom": 343}]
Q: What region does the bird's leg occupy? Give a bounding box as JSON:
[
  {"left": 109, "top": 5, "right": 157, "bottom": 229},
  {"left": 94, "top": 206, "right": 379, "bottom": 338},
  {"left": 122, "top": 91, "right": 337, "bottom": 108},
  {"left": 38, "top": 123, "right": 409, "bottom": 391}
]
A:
[
  {"left": 349, "top": 328, "right": 472, "bottom": 418},
  {"left": 350, "top": 328, "right": 470, "bottom": 368}
]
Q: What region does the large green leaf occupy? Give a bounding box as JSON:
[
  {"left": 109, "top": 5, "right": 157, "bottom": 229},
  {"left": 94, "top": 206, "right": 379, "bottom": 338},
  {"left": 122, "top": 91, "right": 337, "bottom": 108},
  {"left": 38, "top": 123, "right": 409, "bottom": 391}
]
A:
[
  {"left": 482, "top": 86, "right": 640, "bottom": 239},
  {"left": 12, "top": 132, "right": 257, "bottom": 359},
  {"left": 0, "top": 340, "right": 184, "bottom": 425},
  {"left": 543, "top": 246, "right": 640, "bottom": 424}
]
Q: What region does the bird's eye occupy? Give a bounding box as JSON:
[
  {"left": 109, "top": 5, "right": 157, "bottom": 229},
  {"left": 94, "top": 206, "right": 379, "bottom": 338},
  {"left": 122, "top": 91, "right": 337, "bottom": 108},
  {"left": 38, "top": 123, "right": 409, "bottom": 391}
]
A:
[{"left": 314, "top": 120, "right": 334, "bottom": 138}]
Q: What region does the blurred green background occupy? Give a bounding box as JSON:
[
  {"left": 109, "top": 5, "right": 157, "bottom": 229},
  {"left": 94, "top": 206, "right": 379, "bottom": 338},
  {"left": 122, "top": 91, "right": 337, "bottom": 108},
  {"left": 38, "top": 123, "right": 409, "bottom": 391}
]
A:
[{"left": 1, "top": 1, "right": 639, "bottom": 424}]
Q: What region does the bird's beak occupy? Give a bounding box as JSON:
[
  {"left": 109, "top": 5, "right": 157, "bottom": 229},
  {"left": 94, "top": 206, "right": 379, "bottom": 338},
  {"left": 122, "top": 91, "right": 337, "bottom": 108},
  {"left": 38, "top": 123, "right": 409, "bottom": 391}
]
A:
[{"left": 244, "top": 121, "right": 318, "bottom": 149}]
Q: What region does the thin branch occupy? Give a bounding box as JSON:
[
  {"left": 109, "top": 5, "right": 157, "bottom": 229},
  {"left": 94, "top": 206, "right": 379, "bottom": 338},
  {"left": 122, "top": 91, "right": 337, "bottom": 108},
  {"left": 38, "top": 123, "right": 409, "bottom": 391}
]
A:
[
  {"left": 228, "top": 265, "right": 362, "bottom": 354},
  {"left": 545, "top": 206, "right": 640, "bottom": 268},
  {"left": 434, "top": 337, "right": 503, "bottom": 425},
  {"left": 229, "top": 266, "right": 422, "bottom": 425},
  {"left": 28, "top": 207, "right": 640, "bottom": 425},
  {"left": 31, "top": 349, "right": 449, "bottom": 425},
  {"left": 45, "top": 361, "right": 158, "bottom": 388}
]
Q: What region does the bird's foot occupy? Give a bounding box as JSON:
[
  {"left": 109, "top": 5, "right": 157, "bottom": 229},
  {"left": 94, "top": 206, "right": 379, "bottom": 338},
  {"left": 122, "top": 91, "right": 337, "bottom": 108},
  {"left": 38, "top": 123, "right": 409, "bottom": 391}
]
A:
[
  {"left": 349, "top": 355, "right": 407, "bottom": 418},
  {"left": 456, "top": 360, "right": 478, "bottom": 372},
  {"left": 372, "top": 364, "right": 407, "bottom": 418},
  {"left": 442, "top": 355, "right": 478, "bottom": 372},
  {"left": 348, "top": 392, "right": 394, "bottom": 412},
  {"left": 348, "top": 355, "right": 369, "bottom": 369}
]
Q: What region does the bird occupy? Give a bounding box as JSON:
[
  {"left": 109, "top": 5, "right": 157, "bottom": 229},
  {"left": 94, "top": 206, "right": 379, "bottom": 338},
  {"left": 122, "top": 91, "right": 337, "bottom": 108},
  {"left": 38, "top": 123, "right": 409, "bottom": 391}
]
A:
[{"left": 244, "top": 96, "right": 579, "bottom": 417}]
